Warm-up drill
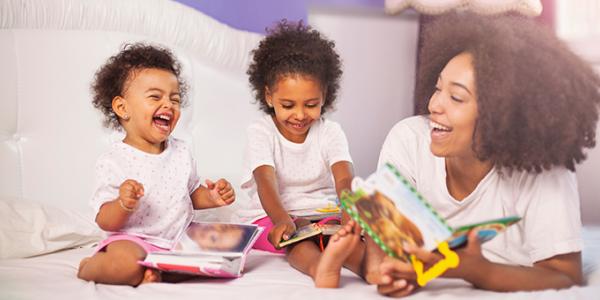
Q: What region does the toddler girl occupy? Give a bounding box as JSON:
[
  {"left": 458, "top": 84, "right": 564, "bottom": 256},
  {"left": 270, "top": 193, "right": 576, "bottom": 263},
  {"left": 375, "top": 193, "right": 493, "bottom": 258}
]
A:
[
  {"left": 239, "top": 20, "right": 370, "bottom": 288},
  {"left": 77, "top": 43, "right": 235, "bottom": 286}
]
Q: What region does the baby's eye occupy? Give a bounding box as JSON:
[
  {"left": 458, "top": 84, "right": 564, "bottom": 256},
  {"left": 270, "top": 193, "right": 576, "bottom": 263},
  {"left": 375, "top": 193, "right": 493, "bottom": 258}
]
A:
[
  {"left": 149, "top": 95, "right": 161, "bottom": 100},
  {"left": 171, "top": 98, "right": 181, "bottom": 104}
]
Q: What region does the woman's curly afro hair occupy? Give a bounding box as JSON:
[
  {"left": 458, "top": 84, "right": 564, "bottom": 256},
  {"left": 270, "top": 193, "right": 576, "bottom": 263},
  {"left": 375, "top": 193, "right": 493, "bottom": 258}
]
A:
[
  {"left": 415, "top": 12, "right": 600, "bottom": 173},
  {"left": 247, "top": 20, "right": 342, "bottom": 115},
  {"left": 91, "top": 43, "right": 187, "bottom": 130}
]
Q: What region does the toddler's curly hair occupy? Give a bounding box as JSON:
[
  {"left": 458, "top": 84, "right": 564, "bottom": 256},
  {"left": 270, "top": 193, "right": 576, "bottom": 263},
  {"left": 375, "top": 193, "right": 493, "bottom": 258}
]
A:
[
  {"left": 247, "top": 20, "right": 342, "bottom": 115},
  {"left": 92, "top": 43, "right": 187, "bottom": 129},
  {"left": 415, "top": 12, "right": 600, "bottom": 173}
]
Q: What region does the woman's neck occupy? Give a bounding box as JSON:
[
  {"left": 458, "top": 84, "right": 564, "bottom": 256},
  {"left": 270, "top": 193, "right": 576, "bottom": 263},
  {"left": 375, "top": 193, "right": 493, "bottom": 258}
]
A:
[{"left": 445, "top": 155, "right": 493, "bottom": 201}]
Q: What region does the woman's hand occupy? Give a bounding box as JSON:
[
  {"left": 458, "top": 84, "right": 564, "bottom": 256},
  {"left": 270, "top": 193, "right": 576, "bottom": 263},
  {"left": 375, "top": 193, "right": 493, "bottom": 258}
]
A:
[
  {"left": 376, "top": 256, "right": 419, "bottom": 297},
  {"left": 400, "top": 229, "right": 488, "bottom": 279},
  {"left": 268, "top": 218, "right": 296, "bottom": 248},
  {"left": 376, "top": 230, "right": 486, "bottom": 297}
]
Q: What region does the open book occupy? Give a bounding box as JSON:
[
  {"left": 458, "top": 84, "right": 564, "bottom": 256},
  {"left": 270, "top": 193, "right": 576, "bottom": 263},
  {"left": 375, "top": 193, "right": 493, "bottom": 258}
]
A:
[
  {"left": 277, "top": 223, "right": 341, "bottom": 249},
  {"left": 138, "top": 222, "right": 263, "bottom": 278},
  {"left": 340, "top": 163, "right": 520, "bottom": 264}
]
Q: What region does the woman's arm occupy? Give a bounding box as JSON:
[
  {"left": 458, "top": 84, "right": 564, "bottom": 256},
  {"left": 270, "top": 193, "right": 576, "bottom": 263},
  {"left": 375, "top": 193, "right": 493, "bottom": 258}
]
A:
[
  {"left": 377, "top": 230, "right": 582, "bottom": 297},
  {"left": 253, "top": 165, "right": 296, "bottom": 244},
  {"left": 460, "top": 251, "right": 582, "bottom": 291}
]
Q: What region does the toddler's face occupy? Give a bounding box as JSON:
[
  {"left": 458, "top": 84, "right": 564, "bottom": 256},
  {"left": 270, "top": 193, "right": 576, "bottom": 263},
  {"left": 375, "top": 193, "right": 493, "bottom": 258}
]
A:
[
  {"left": 266, "top": 74, "right": 324, "bottom": 143},
  {"left": 118, "top": 68, "right": 181, "bottom": 152}
]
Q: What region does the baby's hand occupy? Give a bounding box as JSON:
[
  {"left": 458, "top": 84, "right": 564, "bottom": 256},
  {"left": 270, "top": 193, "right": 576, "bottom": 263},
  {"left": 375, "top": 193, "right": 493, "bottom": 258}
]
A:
[
  {"left": 118, "top": 179, "right": 144, "bottom": 211},
  {"left": 205, "top": 178, "right": 235, "bottom": 207}
]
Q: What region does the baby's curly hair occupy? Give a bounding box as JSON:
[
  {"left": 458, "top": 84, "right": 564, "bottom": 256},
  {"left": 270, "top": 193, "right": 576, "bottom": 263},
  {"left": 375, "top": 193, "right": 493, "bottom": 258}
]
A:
[
  {"left": 247, "top": 20, "right": 342, "bottom": 115},
  {"left": 415, "top": 12, "right": 600, "bottom": 173},
  {"left": 91, "top": 43, "right": 187, "bottom": 129}
]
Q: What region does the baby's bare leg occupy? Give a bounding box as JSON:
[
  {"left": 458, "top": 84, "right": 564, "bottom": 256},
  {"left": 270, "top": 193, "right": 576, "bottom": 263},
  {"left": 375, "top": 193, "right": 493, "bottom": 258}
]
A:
[
  {"left": 77, "top": 240, "right": 157, "bottom": 286},
  {"left": 286, "top": 239, "right": 322, "bottom": 279}
]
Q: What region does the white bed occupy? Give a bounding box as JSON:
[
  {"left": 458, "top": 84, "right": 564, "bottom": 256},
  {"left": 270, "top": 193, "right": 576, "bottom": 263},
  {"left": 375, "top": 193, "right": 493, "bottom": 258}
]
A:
[
  {"left": 1, "top": 233, "right": 599, "bottom": 300},
  {"left": 1, "top": 0, "right": 599, "bottom": 299}
]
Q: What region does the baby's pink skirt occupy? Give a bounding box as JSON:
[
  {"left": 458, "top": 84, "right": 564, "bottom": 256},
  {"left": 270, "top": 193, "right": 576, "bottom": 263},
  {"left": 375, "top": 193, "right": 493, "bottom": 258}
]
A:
[{"left": 94, "top": 234, "right": 168, "bottom": 254}]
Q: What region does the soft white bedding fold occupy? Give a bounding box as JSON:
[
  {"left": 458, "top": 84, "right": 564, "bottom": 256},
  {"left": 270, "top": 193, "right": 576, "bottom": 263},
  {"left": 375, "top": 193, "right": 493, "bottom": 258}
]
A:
[
  {"left": 0, "top": 198, "right": 103, "bottom": 259},
  {"left": 0, "top": 243, "right": 599, "bottom": 300}
]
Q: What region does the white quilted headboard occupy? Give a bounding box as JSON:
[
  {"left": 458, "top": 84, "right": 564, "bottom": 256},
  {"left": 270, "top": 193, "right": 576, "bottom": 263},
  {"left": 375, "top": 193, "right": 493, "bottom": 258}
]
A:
[{"left": 0, "top": 0, "right": 262, "bottom": 218}]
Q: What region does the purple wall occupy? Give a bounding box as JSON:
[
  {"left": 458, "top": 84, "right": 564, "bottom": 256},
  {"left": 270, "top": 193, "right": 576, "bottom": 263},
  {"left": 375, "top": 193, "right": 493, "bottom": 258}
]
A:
[{"left": 175, "top": 0, "right": 384, "bottom": 34}]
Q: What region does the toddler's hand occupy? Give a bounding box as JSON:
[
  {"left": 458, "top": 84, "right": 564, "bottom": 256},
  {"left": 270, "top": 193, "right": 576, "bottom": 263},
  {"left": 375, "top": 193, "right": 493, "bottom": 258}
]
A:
[
  {"left": 118, "top": 179, "right": 144, "bottom": 211},
  {"left": 269, "top": 219, "right": 296, "bottom": 248},
  {"left": 205, "top": 178, "right": 235, "bottom": 207}
]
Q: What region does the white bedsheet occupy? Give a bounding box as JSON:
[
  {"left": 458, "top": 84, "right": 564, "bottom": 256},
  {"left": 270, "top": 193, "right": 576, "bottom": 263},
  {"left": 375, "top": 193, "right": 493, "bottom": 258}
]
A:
[{"left": 1, "top": 227, "right": 599, "bottom": 300}]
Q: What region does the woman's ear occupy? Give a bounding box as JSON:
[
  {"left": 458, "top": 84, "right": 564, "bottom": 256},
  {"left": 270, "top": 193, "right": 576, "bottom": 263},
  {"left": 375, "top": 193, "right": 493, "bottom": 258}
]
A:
[{"left": 112, "top": 96, "right": 129, "bottom": 120}]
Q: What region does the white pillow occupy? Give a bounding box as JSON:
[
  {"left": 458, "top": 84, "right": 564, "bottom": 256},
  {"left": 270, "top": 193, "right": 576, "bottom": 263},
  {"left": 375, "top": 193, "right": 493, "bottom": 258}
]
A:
[{"left": 0, "top": 197, "right": 104, "bottom": 259}]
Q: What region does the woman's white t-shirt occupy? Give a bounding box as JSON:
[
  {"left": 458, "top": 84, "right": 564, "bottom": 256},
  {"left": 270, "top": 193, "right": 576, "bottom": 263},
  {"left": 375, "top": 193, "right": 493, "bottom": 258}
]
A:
[
  {"left": 90, "top": 137, "right": 201, "bottom": 249},
  {"left": 378, "top": 116, "right": 582, "bottom": 266},
  {"left": 237, "top": 115, "right": 353, "bottom": 223}
]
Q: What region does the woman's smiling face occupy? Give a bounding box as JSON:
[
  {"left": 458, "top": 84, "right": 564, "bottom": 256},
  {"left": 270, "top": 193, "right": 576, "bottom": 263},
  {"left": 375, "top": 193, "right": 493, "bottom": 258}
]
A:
[{"left": 428, "top": 52, "right": 479, "bottom": 159}]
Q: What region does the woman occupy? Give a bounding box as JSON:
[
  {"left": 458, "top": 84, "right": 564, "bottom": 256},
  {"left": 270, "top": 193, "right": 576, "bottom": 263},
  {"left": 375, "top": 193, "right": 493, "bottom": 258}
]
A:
[{"left": 376, "top": 12, "right": 600, "bottom": 297}]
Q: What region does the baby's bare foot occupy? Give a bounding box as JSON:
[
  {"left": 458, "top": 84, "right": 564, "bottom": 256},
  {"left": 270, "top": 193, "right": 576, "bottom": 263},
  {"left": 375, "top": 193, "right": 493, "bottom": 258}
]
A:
[
  {"left": 139, "top": 268, "right": 161, "bottom": 284},
  {"left": 314, "top": 220, "right": 361, "bottom": 288}
]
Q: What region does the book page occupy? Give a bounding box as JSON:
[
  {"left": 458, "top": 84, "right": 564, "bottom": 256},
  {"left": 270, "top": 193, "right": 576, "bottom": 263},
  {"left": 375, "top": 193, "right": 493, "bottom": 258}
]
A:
[
  {"left": 172, "top": 222, "right": 261, "bottom": 255},
  {"left": 341, "top": 164, "right": 453, "bottom": 260}
]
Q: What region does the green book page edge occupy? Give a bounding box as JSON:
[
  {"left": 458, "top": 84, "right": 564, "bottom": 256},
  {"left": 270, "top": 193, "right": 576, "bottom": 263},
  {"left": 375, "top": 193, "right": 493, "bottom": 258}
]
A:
[
  {"left": 340, "top": 163, "right": 454, "bottom": 261},
  {"left": 339, "top": 189, "right": 403, "bottom": 259},
  {"left": 452, "top": 216, "right": 521, "bottom": 234},
  {"left": 384, "top": 163, "right": 454, "bottom": 235}
]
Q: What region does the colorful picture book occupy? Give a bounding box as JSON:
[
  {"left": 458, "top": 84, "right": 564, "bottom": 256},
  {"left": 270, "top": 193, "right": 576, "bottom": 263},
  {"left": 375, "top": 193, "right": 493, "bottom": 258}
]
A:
[
  {"left": 340, "top": 163, "right": 520, "bottom": 263},
  {"left": 277, "top": 223, "right": 341, "bottom": 249},
  {"left": 138, "top": 222, "right": 263, "bottom": 278}
]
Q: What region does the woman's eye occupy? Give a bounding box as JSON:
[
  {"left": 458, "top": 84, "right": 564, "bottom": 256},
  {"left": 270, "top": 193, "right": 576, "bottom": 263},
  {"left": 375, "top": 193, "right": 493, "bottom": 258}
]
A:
[
  {"left": 282, "top": 105, "right": 293, "bottom": 109},
  {"left": 306, "top": 104, "right": 318, "bottom": 108},
  {"left": 451, "top": 96, "right": 463, "bottom": 102}
]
